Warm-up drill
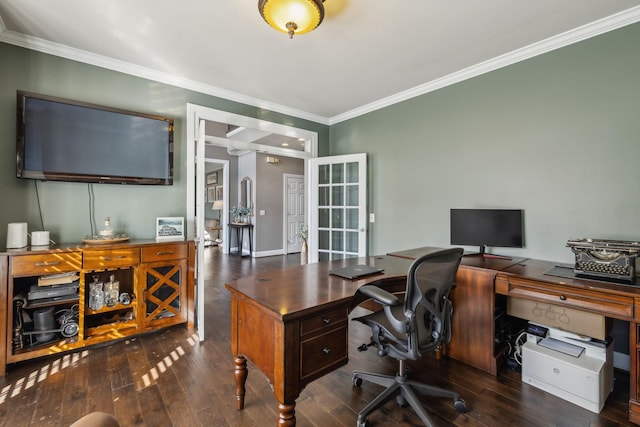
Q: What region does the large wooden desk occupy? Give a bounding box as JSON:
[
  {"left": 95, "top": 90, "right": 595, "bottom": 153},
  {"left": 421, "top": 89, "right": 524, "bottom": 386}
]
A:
[
  {"left": 225, "top": 255, "right": 413, "bottom": 426},
  {"left": 226, "top": 249, "right": 640, "bottom": 425},
  {"left": 496, "top": 259, "right": 640, "bottom": 424}
]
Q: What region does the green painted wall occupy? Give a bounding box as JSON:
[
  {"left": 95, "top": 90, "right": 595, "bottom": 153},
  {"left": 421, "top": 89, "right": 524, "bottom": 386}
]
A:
[
  {"left": 330, "top": 22, "right": 640, "bottom": 263},
  {"left": 0, "top": 42, "right": 329, "bottom": 246},
  {"left": 3, "top": 21, "right": 639, "bottom": 263}
]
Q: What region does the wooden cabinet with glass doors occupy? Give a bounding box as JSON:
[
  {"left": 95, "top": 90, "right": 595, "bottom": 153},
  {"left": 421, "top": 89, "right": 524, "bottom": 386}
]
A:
[{"left": 1, "top": 240, "right": 194, "bottom": 376}]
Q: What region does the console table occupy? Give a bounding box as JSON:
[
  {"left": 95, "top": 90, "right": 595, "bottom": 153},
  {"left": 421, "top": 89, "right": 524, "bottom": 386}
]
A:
[
  {"left": 228, "top": 222, "right": 253, "bottom": 257},
  {"left": 0, "top": 240, "right": 195, "bottom": 376},
  {"left": 226, "top": 247, "right": 640, "bottom": 426}
]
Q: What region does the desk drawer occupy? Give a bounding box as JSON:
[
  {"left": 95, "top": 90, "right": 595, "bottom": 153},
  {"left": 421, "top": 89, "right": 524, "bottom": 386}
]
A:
[
  {"left": 11, "top": 252, "right": 82, "bottom": 277},
  {"left": 300, "top": 306, "right": 348, "bottom": 336},
  {"left": 141, "top": 243, "right": 187, "bottom": 262},
  {"left": 83, "top": 248, "right": 140, "bottom": 270},
  {"left": 505, "top": 277, "right": 634, "bottom": 320},
  {"left": 508, "top": 297, "right": 611, "bottom": 340},
  {"left": 300, "top": 326, "right": 348, "bottom": 381}
]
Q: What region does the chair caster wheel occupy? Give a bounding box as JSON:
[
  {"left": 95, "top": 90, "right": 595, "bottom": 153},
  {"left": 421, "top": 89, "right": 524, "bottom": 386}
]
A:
[
  {"left": 357, "top": 418, "right": 369, "bottom": 427},
  {"left": 353, "top": 376, "right": 363, "bottom": 387},
  {"left": 454, "top": 398, "right": 468, "bottom": 413},
  {"left": 395, "top": 394, "right": 407, "bottom": 407}
]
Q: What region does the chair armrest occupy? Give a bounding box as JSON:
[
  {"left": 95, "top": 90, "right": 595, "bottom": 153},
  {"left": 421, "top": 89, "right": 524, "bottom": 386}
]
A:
[{"left": 358, "top": 285, "right": 401, "bottom": 307}]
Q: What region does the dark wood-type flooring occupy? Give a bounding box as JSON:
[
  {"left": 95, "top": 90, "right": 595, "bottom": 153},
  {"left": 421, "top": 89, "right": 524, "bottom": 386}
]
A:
[{"left": 0, "top": 247, "right": 635, "bottom": 426}]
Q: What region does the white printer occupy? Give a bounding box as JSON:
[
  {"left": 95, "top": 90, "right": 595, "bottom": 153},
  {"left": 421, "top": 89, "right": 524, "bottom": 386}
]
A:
[{"left": 521, "top": 323, "right": 613, "bottom": 413}]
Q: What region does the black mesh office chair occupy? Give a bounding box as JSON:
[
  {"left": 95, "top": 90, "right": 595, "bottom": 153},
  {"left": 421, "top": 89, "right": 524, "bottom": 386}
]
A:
[{"left": 352, "top": 248, "right": 467, "bottom": 427}]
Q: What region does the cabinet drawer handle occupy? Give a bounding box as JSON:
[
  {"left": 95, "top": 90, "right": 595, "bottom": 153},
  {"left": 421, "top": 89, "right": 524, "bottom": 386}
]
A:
[
  {"left": 559, "top": 295, "right": 567, "bottom": 301},
  {"left": 103, "top": 255, "right": 126, "bottom": 261},
  {"left": 322, "top": 318, "right": 331, "bottom": 324},
  {"left": 156, "top": 251, "right": 175, "bottom": 256},
  {"left": 322, "top": 347, "right": 331, "bottom": 355},
  {"left": 35, "top": 261, "right": 60, "bottom": 266}
]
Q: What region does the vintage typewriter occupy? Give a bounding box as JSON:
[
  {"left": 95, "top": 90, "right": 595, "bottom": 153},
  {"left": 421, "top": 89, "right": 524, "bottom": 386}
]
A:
[{"left": 567, "top": 238, "right": 640, "bottom": 283}]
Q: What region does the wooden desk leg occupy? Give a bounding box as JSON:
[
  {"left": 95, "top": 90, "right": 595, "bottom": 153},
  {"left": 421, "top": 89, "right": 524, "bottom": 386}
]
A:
[
  {"left": 234, "top": 355, "right": 248, "bottom": 409},
  {"left": 277, "top": 402, "right": 296, "bottom": 426}
]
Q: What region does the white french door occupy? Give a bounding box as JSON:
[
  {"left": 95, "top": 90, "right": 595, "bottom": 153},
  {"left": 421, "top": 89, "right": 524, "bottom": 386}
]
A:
[{"left": 308, "top": 153, "right": 367, "bottom": 263}]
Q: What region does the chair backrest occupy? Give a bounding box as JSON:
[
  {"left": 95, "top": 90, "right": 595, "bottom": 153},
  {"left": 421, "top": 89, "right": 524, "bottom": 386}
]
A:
[{"left": 403, "top": 248, "right": 464, "bottom": 359}]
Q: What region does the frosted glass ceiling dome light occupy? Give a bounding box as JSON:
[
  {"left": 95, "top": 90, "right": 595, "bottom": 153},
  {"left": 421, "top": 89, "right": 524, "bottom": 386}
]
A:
[{"left": 258, "top": 0, "right": 325, "bottom": 39}]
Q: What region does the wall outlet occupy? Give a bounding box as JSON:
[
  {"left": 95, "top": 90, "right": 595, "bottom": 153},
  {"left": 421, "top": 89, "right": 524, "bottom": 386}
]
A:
[
  {"left": 259, "top": 209, "right": 266, "bottom": 216},
  {"left": 369, "top": 213, "right": 375, "bottom": 223}
]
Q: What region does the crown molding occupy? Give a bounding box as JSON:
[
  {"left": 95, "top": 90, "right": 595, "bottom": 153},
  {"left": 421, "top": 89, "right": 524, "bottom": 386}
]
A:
[
  {"left": 2, "top": 6, "right": 639, "bottom": 127},
  {"left": 0, "top": 23, "right": 330, "bottom": 126},
  {"left": 328, "top": 6, "right": 640, "bottom": 125}
]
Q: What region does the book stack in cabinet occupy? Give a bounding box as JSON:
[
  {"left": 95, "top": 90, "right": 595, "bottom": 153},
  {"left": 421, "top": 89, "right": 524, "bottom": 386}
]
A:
[{"left": 0, "top": 240, "right": 194, "bottom": 376}]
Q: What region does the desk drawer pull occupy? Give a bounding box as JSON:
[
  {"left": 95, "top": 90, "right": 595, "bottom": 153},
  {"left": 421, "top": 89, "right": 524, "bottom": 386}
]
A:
[
  {"left": 322, "top": 347, "right": 331, "bottom": 355},
  {"left": 559, "top": 295, "right": 567, "bottom": 301},
  {"left": 322, "top": 318, "right": 331, "bottom": 324},
  {"left": 35, "top": 261, "right": 60, "bottom": 266},
  {"left": 156, "top": 251, "right": 175, "bottom": 256},
  {"left": 103, "top": 255, "right": 126, "bottom": 261}
]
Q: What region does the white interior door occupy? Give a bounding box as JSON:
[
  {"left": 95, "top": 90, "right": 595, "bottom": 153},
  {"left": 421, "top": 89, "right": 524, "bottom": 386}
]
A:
[
  {"left": 285, "top": 174, "right": 305, "bottom": 254},
  {"left": 309, "top": 153, "right": 367, "bottom": 263}
]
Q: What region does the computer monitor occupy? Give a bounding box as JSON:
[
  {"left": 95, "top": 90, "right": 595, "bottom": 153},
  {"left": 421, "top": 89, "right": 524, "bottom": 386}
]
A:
[{"left": 450, "top": 208, "right": 523, "bottom": 258}]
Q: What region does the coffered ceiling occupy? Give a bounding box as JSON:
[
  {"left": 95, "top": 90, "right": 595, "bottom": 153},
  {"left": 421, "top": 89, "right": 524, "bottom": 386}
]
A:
[{"left": 1, "top": 1, "right": 639, "bottom": 124}]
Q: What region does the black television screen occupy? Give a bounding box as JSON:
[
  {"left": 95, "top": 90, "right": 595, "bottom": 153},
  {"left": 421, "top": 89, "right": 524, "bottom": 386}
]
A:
[
  {"left": 17, "top": 91, "right": 174, "bottom": 185},
  {"left": 450, "top": 209, "right": 523, "bottom": 256}
]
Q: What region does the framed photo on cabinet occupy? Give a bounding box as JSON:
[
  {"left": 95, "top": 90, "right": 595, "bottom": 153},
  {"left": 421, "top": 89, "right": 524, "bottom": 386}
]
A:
[{"left": 156, "top": 217, "right": 184, "bottom": 241}]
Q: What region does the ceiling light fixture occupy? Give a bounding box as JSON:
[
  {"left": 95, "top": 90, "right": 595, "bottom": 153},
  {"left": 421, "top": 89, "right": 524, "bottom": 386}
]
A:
[{"left": 258, "top": 0, "right": 325, "bottom": 39}]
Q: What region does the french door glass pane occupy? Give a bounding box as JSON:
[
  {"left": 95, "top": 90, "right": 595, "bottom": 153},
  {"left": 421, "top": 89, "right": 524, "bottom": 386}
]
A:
[
  {"left": 346, "top": 162, "right": 359, "bottom": 183},
  {"left": 345, "top": 185, "right": 358, "bottom": 206},
  {"left": 332, "top": 186, "right": 344, "bottom": 206},
  {"left": 346, "top": 231, "right": 359, "bottom": 252},
  {"left": 332, "top": 208, "right": 343, "bottom": 228},
  {"left": 332, "top": 231, "right": 344, "bottom": 251},
  {"left": 319, "top": 165, "right": 330, "bottom": 185},
  {"left": 331, "top": 164, "right": 344, "bottom": 183},
  {"left": 319, "top": 230, "right": 330, "bottom": 250},
  {"left": 319, "top": 208, "right": 330, "bottom": 228},
  {"left": 346, "top": 208, "right": 358, "bottom": 229},
  {"left": 319, "top": 187, "right": 329, "bottom": 206}
]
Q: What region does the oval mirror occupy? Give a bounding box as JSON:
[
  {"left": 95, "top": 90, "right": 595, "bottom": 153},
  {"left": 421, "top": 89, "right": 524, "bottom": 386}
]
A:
[{"left": 241, "top": 177, "right": 252, "bottom": 213}]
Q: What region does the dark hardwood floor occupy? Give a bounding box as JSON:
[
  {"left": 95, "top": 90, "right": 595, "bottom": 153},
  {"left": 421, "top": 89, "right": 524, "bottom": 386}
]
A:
[{"left": 0, "top": 247, "right": 635, "bottom": 426}]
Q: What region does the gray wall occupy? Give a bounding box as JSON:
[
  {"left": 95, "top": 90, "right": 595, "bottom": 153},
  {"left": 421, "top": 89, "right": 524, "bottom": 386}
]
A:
[
  {"left": 330, "top": 22, "right": 640, "bottom": 264},
  {"left": 0, "top": 42, "right": 329, "bottom": 246},
  {"left": 255, "top": 153, "right": 304, "bottom": 253}
]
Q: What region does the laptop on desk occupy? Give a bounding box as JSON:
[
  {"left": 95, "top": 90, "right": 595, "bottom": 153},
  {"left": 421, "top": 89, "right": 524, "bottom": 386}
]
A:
[{"left": 329, "top": 264, "right": 385, "bottom": 280}]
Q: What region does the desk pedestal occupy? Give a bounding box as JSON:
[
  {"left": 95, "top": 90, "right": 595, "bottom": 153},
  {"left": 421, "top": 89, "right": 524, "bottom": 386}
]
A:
[{"left": 226, "top": 256, "right": 411, "bottom": 426}]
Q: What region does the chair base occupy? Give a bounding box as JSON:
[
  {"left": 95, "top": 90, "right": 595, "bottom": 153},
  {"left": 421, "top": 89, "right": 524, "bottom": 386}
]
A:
[{"left": 352, "top": 368, "right": 467, "bottom": 427}]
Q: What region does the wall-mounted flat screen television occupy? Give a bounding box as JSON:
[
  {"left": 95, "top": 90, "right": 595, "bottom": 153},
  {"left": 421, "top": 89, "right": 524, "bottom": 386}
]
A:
[
  {"left": 450, "top": 208, "right": 523, "bottom": 257},
  {"left": 17, "top": 90, "right": 174, "bottom": 185}
]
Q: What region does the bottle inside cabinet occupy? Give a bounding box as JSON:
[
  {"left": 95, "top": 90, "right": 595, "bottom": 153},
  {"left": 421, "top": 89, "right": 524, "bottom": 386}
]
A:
[
  {"left": 11, "top": 274, "right": 80, "bottom": 354},
  {"left": 82, "top": 268, "right": 136, "bottom": 338}
]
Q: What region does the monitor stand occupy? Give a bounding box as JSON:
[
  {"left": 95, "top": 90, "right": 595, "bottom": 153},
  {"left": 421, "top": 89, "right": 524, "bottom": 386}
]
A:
[{"left": 462, "top": 245, "right": 513, "bottom": 261}]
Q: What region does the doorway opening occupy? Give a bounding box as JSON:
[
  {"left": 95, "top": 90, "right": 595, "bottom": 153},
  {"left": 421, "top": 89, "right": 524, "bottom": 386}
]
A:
[{"left": 186, "top": 103, "right": 318, "bottom": 341}]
